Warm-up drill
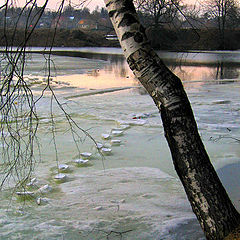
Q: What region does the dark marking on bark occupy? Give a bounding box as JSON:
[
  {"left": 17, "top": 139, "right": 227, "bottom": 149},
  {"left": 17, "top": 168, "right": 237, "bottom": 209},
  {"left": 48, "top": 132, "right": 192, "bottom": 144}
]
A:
[
  {"left": 121, "top": 32, "right": 134, "bottom": 41},
  {"left": 141, "top": 40, "right": 152, "bottom": 49},
  {"left": 106, "top": 1, "right": 113, "bottom": 8},
  {"left": 122, "top": 0, "right": 136, "bottom": 12},
  {"left": 109, "top": 10, "right": 117, "bottom": 18},
  {"left": 118, "top": 13, "right": 138, "bottom": 28},
  {"left": 134, "top": 32, "right": 143, "bottom": 43},
  {"left": 139, "top": 25, "right": 146, "bottom": 34},
  {"left": 115, "top": 7, "right": 135, "bottom": 18},
  {"left": 116, "top": 7, "right": 127, "bottom": 15},
  {"left": 139, "top": 25, "right": 148, "bottom": 40}
]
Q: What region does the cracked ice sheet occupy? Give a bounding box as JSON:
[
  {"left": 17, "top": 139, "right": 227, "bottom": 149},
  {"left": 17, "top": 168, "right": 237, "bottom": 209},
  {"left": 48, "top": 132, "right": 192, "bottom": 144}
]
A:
[{"left": 43, "top": 167, "right": 204, "bottom": 240}]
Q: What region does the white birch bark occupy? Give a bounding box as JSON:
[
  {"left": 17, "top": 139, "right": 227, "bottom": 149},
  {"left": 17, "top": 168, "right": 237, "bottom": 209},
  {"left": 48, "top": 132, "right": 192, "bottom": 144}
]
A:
[{"left": 104, "top": 0, "right": 240, "bottom": 239}]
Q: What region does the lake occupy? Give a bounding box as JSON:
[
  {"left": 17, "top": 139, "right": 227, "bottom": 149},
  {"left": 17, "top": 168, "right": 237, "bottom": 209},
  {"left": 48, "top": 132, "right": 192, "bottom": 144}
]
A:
[{"left": 0, "top": 47, "right": 239, "bottom": 239}]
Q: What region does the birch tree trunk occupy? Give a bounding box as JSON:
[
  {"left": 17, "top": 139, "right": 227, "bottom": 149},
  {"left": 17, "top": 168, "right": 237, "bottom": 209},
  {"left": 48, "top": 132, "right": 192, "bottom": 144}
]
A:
[{"left": 103, "top": 0, "right": 240, "bottom": 239}]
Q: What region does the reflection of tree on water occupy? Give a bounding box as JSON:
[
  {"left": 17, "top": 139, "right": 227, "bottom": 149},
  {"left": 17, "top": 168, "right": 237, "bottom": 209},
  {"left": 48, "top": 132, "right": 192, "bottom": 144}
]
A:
[
  {"left": 165, "top": 62, "right": 240, "bottom": 83},
  {"left": 215, "top": 61, "right": 239, "bottom": 82},
  {"left": 52, "top": 51, "right": 240, "bottom": 85},
  {"left": 87, "top": 53, "right": 240, "bottom": 94},
  {"left": 104, "top": 60, "right": 129, "bottom": 78},
  {"left": 96, "top": 56, "right": 146, "bottom": 93}
]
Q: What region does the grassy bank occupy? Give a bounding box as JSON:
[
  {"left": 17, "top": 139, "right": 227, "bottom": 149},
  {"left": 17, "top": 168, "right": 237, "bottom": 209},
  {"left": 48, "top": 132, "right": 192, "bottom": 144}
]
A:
[
  {"left": 0, "top": 28, "right": 240, "bottom": 50},
  {"left": 146, "top": 28, "right": 240, "bottom": 51},
  {"left": 0, "top": 28, "right": 119, "bottom": 48}
]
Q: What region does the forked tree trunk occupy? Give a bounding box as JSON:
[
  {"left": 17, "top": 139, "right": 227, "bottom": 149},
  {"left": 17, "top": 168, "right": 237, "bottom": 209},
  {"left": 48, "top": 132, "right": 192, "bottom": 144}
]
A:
[{"left": 103, "top": 0, "right": 240, "bottom": 239}]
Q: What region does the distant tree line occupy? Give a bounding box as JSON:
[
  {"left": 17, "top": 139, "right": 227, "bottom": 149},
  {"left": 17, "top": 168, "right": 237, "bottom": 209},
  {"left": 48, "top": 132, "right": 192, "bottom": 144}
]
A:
[
  {"left": 135, "top": 0, "right": 240, "bottom": 49},
  {"left": 0, "top": 0, "right": 240, "bottom": 49},
  {"left": 0, "top": 4, "right": 112, "bottom": 31}
]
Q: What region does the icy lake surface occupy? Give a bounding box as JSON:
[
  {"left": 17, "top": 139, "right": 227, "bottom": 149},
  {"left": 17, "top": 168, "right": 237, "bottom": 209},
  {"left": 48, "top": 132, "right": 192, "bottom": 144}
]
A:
[{"left": 0, "top": 48, "right": 240, "bottom": 239}]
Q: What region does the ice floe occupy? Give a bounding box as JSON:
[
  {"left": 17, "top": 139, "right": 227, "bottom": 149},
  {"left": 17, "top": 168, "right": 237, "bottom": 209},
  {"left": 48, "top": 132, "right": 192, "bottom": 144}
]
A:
[
  {"left": 101, "top": 147, "right": 112, "bottom": 155},
  {"left": 101, "top": 133, "right": 111, "bottom": 140},
  {"left": 36, "top": 184, "right": 52, "bottom": 194},
  {"left": 111, "top": 130, "right": 124, "bottom": 137},
  {"left": 118, "top": 124, "right": 130, "bottom": 130},
  {"left": 36, "top": 197, "right": 49, "bottom": 206},
  {"left": 58, "top": 164, "right": 69, "bottom": 172},
  {"left": 16, "top": 191, "right": 35, "bottom": 197},
  {"left": 110, "top": 139, "right": 121, "bottom": 146},
  {"left": 74, "top": 159, "right": 89, "bottom": 165},
  {"left": 117, "top": 119, "right": 147, "bottom": 126},
  {"left": 54, "top": 173, "right": 67, "bottom": 182},
  {"left": 96, "top": 142, "right": 103, "bottom": 149},
  {"left": 80, "top": 152, "right": 92, "bottom": 159},
  {"left": 26, "top": 177, "right": 37, "bottom": 187}
]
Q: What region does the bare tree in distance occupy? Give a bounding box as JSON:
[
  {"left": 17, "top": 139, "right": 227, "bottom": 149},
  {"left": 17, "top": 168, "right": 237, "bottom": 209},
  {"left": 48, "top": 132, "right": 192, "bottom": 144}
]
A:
[
  {"left": 203, "top": 0, "right": 239, "bottom": 49},
  {"left": 134, "top": 0, "right": 181, "bottom": 27},
  {"left": 133, "top": 0, "right": 207, "bottom": 50}
]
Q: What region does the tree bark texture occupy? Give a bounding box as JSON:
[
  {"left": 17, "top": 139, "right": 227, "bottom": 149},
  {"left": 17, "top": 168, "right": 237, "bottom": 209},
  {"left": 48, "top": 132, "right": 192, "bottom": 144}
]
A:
[{"left": 104, "top": 0, "right": 240, "bottom": 239}]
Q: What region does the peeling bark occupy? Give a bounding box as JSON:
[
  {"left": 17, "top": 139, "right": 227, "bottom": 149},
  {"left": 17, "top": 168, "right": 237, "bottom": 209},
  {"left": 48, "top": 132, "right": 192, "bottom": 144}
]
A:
[{"left": 104, "top": 0, "right": 240, "bottom": 239}]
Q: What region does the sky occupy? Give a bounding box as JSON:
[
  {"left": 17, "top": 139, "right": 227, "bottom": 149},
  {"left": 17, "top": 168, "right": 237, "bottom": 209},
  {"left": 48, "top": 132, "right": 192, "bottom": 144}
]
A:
[
  {"left": 0, "top": 0, "right": 199, "bottom": 11},
  {"left": 0, "top": 0, "right": 106, "bottom": 11}
]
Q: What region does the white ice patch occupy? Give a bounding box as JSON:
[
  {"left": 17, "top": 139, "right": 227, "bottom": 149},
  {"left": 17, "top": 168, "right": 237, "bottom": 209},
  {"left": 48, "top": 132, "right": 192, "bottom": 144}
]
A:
[{"left": 47, "top": 167, "right": 204, "bottom": 239}]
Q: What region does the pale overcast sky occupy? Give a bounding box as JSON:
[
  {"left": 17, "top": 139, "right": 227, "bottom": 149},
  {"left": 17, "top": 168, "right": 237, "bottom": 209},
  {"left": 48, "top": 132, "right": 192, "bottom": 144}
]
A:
[
  {"left": 0, "top": 0, "right": 105, "bottom": 11},
  {"left": 0, "top": 0, "right": 200, "bottom": 11}
]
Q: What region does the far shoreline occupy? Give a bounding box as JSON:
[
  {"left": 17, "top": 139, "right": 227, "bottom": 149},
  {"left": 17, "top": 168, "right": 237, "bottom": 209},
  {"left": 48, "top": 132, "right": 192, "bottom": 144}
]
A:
[{"left": 1, "top": 47, "right": 240, "bottom": 67}]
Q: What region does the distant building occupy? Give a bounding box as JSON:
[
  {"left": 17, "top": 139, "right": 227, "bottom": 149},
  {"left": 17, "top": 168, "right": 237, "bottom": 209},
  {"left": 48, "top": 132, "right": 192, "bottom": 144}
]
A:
[
  {"left": 51, "top": 16, "right": 76, "bottom": 29},
  {"left": 78, "top": 19, "right": 97, "bottom": 30},
  {"left": 105, "top": 34, "right": 118, "bottom": 41}
]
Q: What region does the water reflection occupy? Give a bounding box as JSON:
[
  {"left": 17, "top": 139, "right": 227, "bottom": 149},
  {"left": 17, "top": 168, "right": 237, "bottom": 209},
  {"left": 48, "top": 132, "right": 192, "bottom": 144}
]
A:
[
  {"left": 55, "top": 59, "right": 135, "bottom": 90},
  {"left": 215, "top": 62, "right": 239, "bottom": 81},
  {"left": 78, "top": 51, "right": 240, "bottom": 82},
  {"left": 16, "top": 50, "right": 239, "bottom": 95},
  {"left": 63, "top": 53, "right": 240, "bottom": 92},
  {"left": 171, "top": 64, "right": 239, "bottom": 82}
]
